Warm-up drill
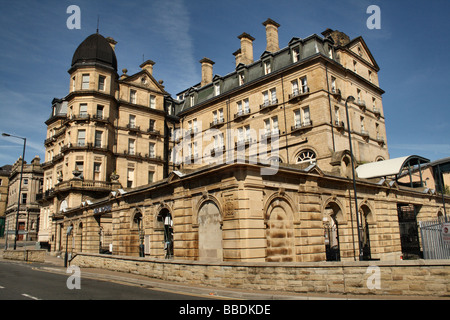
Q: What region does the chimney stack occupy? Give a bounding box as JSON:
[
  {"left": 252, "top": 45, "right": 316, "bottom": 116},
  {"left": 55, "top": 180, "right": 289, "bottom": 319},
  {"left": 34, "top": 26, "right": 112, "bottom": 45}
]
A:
[
  {"left": 140, "top": 59, "right": 155, "bottom": 75},
  {"left": 262, "top": 18, "right": 280, "bottom": 52},
  {"left": 199, "top": 57, "right": 215, "bottom": 87},
  {"left": 237, "top": 32, "right": 255, "bottom": 65},
  {"left": 233, "top": 48, "right": 242, "bottom": 67},
  {"left": 106, "top": 37, "right": 117, "bottom": 51}
]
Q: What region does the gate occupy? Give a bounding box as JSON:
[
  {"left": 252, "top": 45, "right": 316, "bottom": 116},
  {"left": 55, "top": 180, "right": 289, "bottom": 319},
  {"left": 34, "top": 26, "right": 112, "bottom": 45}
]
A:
[
  {"left": 419, "top": 219, "right": 450, "bottom": 259},
  {"left": 397, "top": 204, "right": 421, "bottom": 259},
  {"left": 324, "top": 224, "right": 340, "bottom": 261}
]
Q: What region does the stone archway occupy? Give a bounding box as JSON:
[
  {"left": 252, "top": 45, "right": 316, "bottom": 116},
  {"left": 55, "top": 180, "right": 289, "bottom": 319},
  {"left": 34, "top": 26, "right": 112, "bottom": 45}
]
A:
[
  {"left": 265, "top": 198, "right": 295, "bottom": 262},
  {"left": 156, "top": 208, "right": 173, "bottom": 259},
  {"left": 360, "top": 204, "right": 373, "bottom": 260},
  {"left": 77, "top": 221, "right": 83, "bottom": 252},
  {"left": 198, "top": 200, "right": 223, "bottom": 262},
  {"left": 132, "top": 210, "right": 144, "bottom": 257},
  {"left": 323, "top": 201, "right": 343, "bottom": 261}
]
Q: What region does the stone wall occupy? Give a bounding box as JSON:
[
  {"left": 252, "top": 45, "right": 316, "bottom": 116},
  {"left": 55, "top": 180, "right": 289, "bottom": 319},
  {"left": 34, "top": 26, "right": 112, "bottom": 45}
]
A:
[
  {"left": 2, "top": 249, "right": 46, "bottom": 263},
  {"left": 71, "top": 253, "right": 450, "bottom": 297}
]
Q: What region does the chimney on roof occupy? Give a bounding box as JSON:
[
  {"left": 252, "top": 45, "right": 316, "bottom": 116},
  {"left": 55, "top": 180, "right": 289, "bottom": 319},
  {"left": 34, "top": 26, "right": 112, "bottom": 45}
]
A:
[
  {"left": 321, "top": 29, "right": 350, "bottom": 46},
  {"left": 237, "top": 32, "right": 255, "bottom": 65},
  {"left": 199, "top": 57, "right": 215, "bottom": 87},
  {"left": 233, "top": 48, "right": 242, "bottom": 67},
  {"left": 140, "top": 59, "right": 155, "bottom": 75},
  {"left": 262, "top": 18, "right": 280, "bottom": 52},
  {"left": 106, "top": 37, "right": 117, "bottom": 51}
]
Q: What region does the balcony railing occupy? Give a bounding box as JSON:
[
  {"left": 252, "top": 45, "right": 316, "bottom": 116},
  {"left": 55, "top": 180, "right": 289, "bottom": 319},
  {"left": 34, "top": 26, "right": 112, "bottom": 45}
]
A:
[
  {"left": 210, "top": 118, "right": 225, "bottom": 128},
  {"left": 360, "top": 130, "right": 369, "bottom": 137},
  {"left": 210, "top": 146, "right": 225, "bottom": 156},
  {"left": 126, "top": 124, "right": 140, "bottom": 132},
  {"left": 147, "top": 128, "right": 161, "bottom": 136},
  {"left": 235, "top": 137, "right": 255, "bottom": 148},
  {"left": 288, "top": 87, "right": 310, "bottom": 101},
  {"left": 334, "top": 120, "right": 345, "bottom": 129},
  {"left": 234, "top": 108, "right": 251, "bottom": 120},
  {"left": 261, "top": 129, "right": 280, "bottom": 141},
  {"left": 259, "top": 99, "right": 278, "bottom": 111},
  {"left": 291, "top": 120, "right": 313, "bottom": 133},
  {"left": 331, "top": 88, "right": 342, "bottom": 98}
]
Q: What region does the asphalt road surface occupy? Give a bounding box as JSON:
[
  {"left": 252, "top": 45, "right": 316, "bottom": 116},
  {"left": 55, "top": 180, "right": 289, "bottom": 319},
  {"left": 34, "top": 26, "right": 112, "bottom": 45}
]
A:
[{"left": 0, "top": 261, "right": 213, "bottom": 300}]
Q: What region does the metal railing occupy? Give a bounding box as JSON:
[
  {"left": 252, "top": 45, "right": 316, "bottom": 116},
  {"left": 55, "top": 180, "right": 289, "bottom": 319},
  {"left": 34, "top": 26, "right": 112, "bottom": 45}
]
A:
[{"left": 419, "top": 219, "right": 450, "bottom": 259}]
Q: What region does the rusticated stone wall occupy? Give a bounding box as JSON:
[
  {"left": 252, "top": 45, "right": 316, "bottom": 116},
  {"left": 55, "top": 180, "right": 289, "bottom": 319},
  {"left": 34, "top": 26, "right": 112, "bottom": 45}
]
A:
[{"left": 71, "top": 253, "right": 450, "bottom": 297}]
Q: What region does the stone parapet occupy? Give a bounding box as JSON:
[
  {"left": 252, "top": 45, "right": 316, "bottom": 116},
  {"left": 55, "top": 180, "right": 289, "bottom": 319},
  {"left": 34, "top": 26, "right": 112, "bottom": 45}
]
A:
[{"left": 2, "top": 249, "right": 46, "bottom": 263}]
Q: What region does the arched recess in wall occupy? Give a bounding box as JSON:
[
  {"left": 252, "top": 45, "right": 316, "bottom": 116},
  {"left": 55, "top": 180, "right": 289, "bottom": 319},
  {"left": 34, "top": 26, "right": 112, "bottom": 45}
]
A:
[
  {"left": 197, "top": 199, "right": 223, "bottom": 262},
  {"left": 155, "top": 205, "right": 173, "bottom": 259},
  {"left": 359, "top": 203, "right": 374, "bottom": 261},
  {"left": 264, "top": 194, "right": 296, "bottom": 262},
  {"left": 77, "top": 221, "right": 83, "bottom": 252},
  {"left": 131, "top": 208, "right": 144, "bottom": 256},
  {"left": 322, "top": 199, "right": 345, "bottom": 261}
]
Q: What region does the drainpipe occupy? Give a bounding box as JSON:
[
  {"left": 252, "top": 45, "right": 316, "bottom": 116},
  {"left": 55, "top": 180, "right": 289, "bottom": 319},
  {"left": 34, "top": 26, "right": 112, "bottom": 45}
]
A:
[{"left": 325, "top": 63, "right": 336, "bottom": 152}]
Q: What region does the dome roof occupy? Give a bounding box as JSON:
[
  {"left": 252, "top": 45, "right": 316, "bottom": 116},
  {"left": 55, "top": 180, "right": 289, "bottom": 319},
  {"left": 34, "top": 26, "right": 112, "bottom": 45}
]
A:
[{"left": 71, "top": 33, "right": 117, "bottom": 71}]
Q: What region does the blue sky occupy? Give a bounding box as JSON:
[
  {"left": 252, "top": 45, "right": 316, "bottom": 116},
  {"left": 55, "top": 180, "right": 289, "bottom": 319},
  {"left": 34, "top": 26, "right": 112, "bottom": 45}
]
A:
[{"left": 0, "top": 0, "right": 449, "bottom": 166}]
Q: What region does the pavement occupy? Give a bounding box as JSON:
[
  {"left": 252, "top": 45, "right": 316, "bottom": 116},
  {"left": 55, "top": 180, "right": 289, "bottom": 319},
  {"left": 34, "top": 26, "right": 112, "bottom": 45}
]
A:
[{"left": 1, "top": 241, "right": 447, "bottom": 300}]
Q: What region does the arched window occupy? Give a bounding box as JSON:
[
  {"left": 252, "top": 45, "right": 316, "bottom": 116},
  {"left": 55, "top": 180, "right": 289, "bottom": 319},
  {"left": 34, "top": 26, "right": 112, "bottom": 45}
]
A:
[
  {"left": 296, "top": 149, "right": 316, "bottom": 165},
  {"left": 269, "top": 156, "right": 283, "bottom": 163}
]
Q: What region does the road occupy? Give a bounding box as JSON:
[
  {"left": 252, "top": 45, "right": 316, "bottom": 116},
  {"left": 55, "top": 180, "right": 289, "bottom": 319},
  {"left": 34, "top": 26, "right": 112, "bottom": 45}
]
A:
[{"left": 0, "top": 261, "right": 213, "bottom": 300}]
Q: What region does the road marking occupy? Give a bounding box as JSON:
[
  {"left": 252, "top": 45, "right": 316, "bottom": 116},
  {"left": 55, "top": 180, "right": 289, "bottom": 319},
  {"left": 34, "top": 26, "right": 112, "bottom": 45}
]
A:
[
  {"left": 0, "top": 286, "right": 4, "bottom": 289},
  {"left": 22, "top": 293, "right": 40, "bottom": 300}
]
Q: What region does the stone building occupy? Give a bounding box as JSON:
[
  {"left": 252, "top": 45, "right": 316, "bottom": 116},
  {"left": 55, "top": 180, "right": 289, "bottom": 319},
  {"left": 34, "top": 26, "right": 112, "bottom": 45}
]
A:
[
  {"left": 39, "top": 20, "right": 449, "bottom": 261},
  {"left": 0, "top": 164, "right": 12, "bottom": 237},
  {"left": 5, "top": 156, "right": 43, "bottom": 241},
  {"left": 38, "top": 33, "right": 167, "bottom": 248}
]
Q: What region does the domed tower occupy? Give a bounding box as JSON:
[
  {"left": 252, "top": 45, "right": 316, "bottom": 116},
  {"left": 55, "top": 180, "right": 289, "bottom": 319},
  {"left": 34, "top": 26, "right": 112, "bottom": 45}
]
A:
[
  {"left": 64, "top": 33, "right": 120, "bottom": 200},
  {"left": 40, "top": 32, "right": 168, "bottom": 252},
  {"left": 40, "top": 33, "right": 121, "bottom": 236}
]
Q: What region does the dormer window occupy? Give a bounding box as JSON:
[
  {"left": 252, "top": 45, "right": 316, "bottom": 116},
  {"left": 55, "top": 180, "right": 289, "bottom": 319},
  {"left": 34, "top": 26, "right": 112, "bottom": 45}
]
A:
[
  {"left": 264, "top": 60, "right": 271, "bottom": 75},
  {"left": 292, "top": 47, "right": 300, "bottom": 63},
  {"left": 238, "top": 72, "right": 245, "bottom": 86},
  {"left": 214, "top": 82, "right": 220, "bottom": 96}
]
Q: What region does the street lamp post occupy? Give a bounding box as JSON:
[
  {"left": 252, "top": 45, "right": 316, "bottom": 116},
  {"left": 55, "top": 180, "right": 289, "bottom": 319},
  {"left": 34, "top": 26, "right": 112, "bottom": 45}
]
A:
[
  {"left": 2, "top": 133, "right": 26, "bottom": 250},
  {"left": 343, "top": 97, "right": 364, "bottom": 261}
]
